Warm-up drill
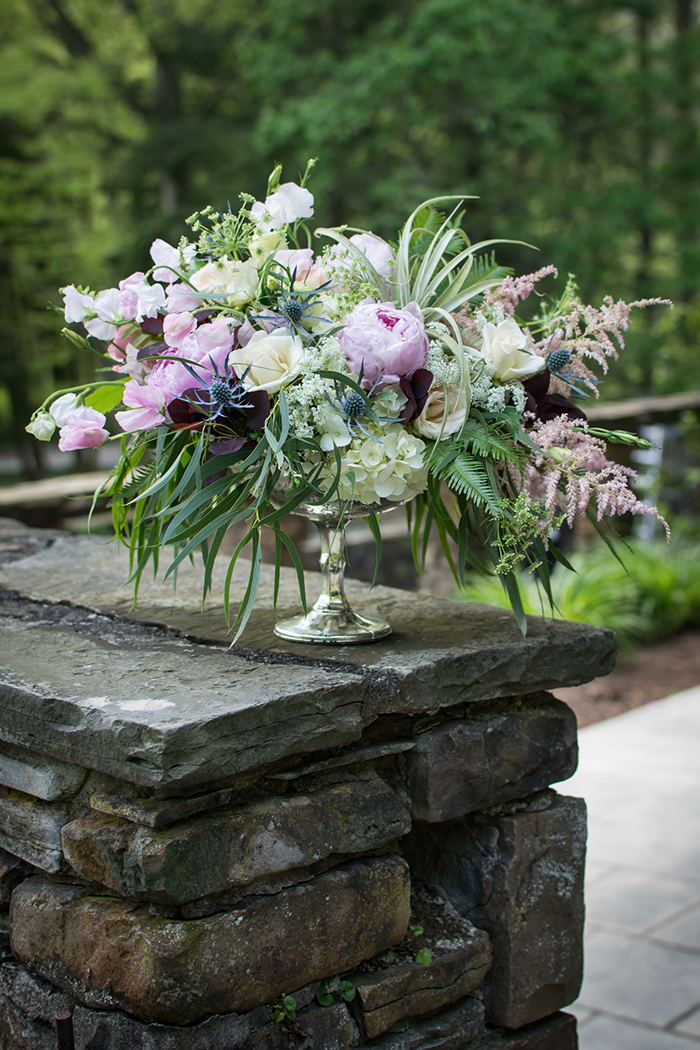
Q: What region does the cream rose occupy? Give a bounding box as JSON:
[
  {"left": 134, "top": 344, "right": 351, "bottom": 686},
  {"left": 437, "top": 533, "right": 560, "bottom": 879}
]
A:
[
  {"left": 228, "top": 329, "right": 304, "bottom": 393},
  {"left": 479, "top": 318, "right": 545, "bottom": 382},
  {"left": 190, "top": 258, "right": 258, "bottom": 307},
  {"left": 415, "top": 383, "right": 468, "bottom": 439}
]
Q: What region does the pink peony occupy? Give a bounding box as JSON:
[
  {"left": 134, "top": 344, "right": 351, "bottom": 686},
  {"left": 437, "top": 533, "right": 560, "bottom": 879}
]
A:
[
  {"left": 57, "top": 407, "right": 109, "bottom": 451},
  {"left": 338, "top": 301, "right": 429, "bottom": 390}
]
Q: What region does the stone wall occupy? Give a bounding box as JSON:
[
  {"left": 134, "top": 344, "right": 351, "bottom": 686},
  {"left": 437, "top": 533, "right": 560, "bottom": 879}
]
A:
[{"left": 0, "top": 519, "right": 615, "bottom": 1048}]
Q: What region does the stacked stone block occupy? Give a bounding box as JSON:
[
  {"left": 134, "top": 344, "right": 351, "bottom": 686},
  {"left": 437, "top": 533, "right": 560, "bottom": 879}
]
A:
[{"left": 0, "top": 520, "right": 615, "bottom": 1048}]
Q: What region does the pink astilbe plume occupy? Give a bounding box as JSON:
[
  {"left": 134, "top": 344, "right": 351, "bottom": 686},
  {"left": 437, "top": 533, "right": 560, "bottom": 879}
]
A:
[
  {"left": 485, "top": 265, "right": 558, "bottom": 315},
  {"left": 541, "top": 296, "right": 672, "bottom": 397},
  {"left": 523, "top": 415, "right": 669, "bottom": 539}
]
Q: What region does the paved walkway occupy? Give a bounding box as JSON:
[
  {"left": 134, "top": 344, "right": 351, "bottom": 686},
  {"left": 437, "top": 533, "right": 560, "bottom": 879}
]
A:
[{"left": 558, "top": 684, "right": 700, "bottom": 1047}]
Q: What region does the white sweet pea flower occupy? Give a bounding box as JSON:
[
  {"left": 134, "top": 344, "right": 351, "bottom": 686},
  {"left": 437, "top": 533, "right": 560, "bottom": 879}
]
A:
[
  {"left": 26, "top": 414, "right": 56, "bottom": 441},
  {"left": 478, "top": 318, "right": 546, "bottom": 383},
  {"left": 250, "top": 183, "right": 314, "bottom": 233},
  {"left": 83, "top": 287, "right": 121, "bottom": 340},
  {"left": 62, "top": 286, "right": 95, "bottom": 324},
  {"left": 150, "top": 238, "right": 196, "bottom": 283},
  {"left": 228, "top": 329, "right": 304, "bottom": 394},
  {"left": 49, "top": 393, "right": 80, "bottom": 427}
]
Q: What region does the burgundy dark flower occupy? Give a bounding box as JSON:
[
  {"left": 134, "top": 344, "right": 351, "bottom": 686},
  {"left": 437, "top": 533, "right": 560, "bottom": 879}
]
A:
[
  {"left": 399, "top": 368, "right": 434, "bottom": 423},
  {"left": 168, "top": 381, "right": 270, "bottom": 451},
  {"left": 523, "top": 369, "right": 587, "bottom": 423}
]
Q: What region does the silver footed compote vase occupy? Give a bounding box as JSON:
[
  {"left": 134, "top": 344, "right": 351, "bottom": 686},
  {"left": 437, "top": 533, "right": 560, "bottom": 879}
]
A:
[{"left": 271, "top": 482, "right": 407, "bottom": 644}]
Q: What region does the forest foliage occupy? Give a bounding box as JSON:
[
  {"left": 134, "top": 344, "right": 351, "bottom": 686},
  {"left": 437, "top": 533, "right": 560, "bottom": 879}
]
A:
[{"left": 1, "top": 0, "right": 699, "bottom": 475}]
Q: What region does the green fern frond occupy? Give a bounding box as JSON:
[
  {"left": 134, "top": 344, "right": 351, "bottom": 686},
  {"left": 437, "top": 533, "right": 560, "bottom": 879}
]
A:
[{"left": 436, "top": 451, "right": 503, "bottom": 513}]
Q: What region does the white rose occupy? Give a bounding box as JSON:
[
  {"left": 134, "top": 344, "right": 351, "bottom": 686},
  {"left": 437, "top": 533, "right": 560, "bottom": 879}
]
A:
[
  {"left": 26, "top": 414, "right": 56, "bottom": 441},
  {"left": 228, "top": 329, "right": 304, "bottom": 393},
  {"left": 250, "top": 183, "right": 314, "bottom": 233},
  {"left": 415, "top": 383, "right": 468, "bottom": 439},
  {"left": 479, "top": 318, "right": 545, "bottom": 382},
  {"left": 49, "top": 393, "right": 80, "bottom": 427},
  {"left": 190, "top": 258, "right": 258, "bottom": 307}
]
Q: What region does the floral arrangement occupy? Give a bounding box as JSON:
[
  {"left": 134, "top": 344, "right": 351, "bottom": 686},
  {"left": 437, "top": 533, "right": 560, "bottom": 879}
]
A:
[{"left": 28, "top": 161, "right": 669, "bottom": 637}]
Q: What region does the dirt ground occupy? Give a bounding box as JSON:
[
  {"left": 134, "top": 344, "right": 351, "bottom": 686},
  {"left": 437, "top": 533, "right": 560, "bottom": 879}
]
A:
[{"left": 554, "top": 628, "right": 700, "bottom": 728}]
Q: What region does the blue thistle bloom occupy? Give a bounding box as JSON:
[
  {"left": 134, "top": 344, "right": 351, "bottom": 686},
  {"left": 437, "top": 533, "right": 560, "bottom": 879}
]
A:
[
  {"left": 180, "top": 355, "right": 253, "bottom": 420},
  {"left": 325, "top": 367, "right": 398, "bottom": 442},
  {"left": 545, "top": 344, "right": 595, "bottom": 399},
  {"left": 547, "top": 347, "right": 571, "bottom": 373},
  {"left": 276, "top": 293, "right": 306, "bottom": 326},
  {"left": 341, "top": 391, "right": 366, "bottom": 418}
]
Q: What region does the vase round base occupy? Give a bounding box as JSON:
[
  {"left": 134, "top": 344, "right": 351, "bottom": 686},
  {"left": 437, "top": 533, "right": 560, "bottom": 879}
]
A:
[{"left": 274, "top": 600, "right": 391, "bottom": 645}]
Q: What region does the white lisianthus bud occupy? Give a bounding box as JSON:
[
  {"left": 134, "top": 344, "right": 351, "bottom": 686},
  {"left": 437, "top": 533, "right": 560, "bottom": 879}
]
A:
[
  {"left": 26, "top": 414, "right": 56, "bottom": 441},
  {"left": 479, "top": 318, "right": 546, "bottom": 383},
  {"left": 549, "top": 446, "right": 573, "bottom": 465}
]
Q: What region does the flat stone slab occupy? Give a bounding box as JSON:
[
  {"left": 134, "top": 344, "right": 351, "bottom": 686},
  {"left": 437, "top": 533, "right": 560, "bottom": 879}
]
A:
[
  {"left": 369, "top": 996, "right": 485, "bottom": 1049},
  {"left": 0, "top": 740, "right": 87, "bottom": 802},
  {"left": 62, "top": 773, "right": 410, "bottom": 905},
  {"left": 0, "top": 521, "right": 614, "bottom": 789},
  {"left": 0, "top": 591, "right": 364, "bottom": 792},
  {"left": 406, "top": 694, "right": 577, "bottom": 821},
  {"left": 10, "top": 856, "right": 411, "bottom": 1025},
  {"left": 0, "top": 791, "right": 68, "bottom": 873},
  {"left": 403, "top": 791, "right": 586, "bottom": 1029}
]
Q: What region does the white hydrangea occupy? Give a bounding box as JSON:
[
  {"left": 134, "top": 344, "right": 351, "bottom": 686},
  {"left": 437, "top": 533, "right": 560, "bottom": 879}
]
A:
[{"left": 308, "top": 425, "right": 428, "bottom": 504}]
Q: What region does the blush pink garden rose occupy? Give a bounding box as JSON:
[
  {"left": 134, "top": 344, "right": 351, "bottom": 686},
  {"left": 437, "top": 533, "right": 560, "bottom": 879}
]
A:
[
  {"left": 338, "top": 301, "right": 429, "bottom": 390},
  {"left": 57, "top": 407, "right": 110, "bottom": 451},
  {"left": 272, "top": 248, "right": 327, "bottom": 289},
  {"left": 194, "top": 318, "right": 234, "bottom": 366}
]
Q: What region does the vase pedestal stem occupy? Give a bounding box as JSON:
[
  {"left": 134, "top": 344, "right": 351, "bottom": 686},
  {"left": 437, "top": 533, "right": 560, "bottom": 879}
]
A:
[{"left": 273, "top": 521, "right": 391, "bottom": 644}]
